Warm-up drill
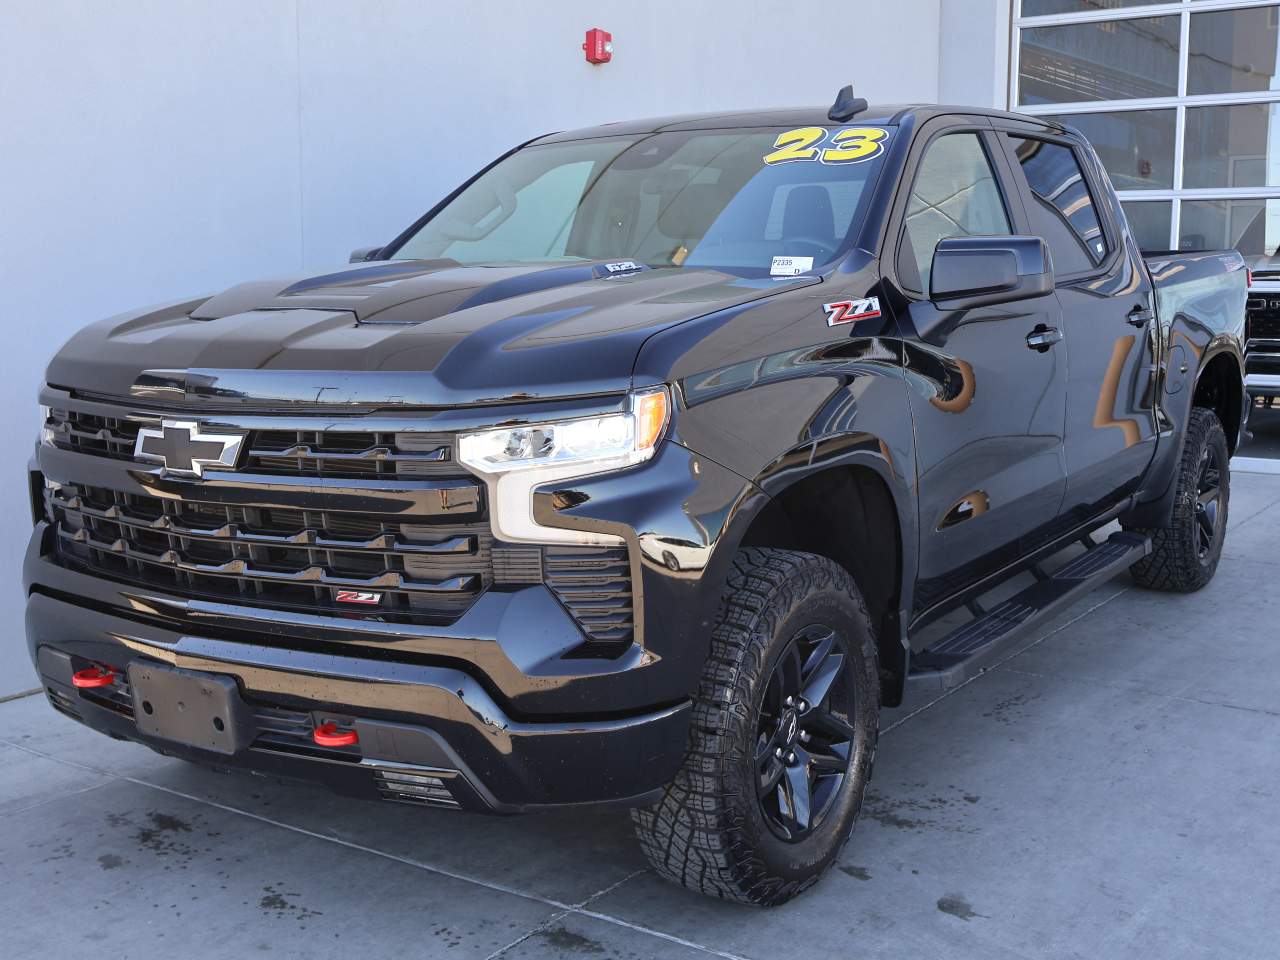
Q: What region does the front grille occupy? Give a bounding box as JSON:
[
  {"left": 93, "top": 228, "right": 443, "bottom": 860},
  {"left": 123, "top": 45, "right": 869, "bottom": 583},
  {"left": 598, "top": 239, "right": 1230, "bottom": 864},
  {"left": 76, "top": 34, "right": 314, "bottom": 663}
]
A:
[
  {"left": 1247, "top": 298, "right": 1280, "bottom": 343},
  {"left": 49, "top": 482, "right": 491, "bottom": 624},
  {"left": 41, "top": 402, "right": 635, "bottom": 647},
  {"left": 43, "top": 408, "right": 456, "bottom": 481}
]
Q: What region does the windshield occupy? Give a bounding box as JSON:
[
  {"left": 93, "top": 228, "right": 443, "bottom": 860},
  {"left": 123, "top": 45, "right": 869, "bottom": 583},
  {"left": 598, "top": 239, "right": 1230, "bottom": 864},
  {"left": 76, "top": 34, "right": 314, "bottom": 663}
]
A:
[{"left": 389, "top": 126, "right": 895, "bottom": 276}]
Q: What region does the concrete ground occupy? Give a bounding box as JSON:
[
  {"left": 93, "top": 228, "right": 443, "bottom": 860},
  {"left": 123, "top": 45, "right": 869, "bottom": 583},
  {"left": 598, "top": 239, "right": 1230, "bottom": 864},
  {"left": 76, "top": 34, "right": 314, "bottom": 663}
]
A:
[{"left": 2, "top": 470, "right": 1277, "bottom": 960}]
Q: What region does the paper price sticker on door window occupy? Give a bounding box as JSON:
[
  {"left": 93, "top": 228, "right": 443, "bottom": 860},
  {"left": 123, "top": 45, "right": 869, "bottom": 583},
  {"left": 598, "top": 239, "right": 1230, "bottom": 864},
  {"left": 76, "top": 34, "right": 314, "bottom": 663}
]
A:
[{"left": 763, "top": 127, "right": 889, "bottom": 166}]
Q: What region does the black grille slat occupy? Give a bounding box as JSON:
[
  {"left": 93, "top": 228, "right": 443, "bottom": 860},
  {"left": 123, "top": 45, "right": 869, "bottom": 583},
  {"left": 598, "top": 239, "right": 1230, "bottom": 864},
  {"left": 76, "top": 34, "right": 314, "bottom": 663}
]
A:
[
  {"left": 43, "top": 410, "right": 456, "bottom": 481},
  {"left": 1253, "top": 316, "right": 1280, "bottom": 340},
  {"left": 51, "top": 482, "right": 488, "bottom": 624},
  {"left": 1247, "top": 299, "right": 1280, "bottom": 342},
  {"left": 49, "top": 489, "right": 480, "bottom": 557}
]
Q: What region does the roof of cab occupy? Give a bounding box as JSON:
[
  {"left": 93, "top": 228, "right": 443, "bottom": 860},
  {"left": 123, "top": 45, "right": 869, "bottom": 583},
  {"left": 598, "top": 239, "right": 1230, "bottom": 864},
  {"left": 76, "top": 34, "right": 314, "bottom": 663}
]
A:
[{"left": 533, "top": 104, "right": 1062, "bottom": 144}]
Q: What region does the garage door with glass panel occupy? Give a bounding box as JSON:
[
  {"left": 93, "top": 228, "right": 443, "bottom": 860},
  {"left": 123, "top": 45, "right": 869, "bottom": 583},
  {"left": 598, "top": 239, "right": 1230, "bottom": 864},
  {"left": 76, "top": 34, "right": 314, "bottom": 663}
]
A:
[{"left": 1014, "top": 0, "right": 1280, "bottom": 276}]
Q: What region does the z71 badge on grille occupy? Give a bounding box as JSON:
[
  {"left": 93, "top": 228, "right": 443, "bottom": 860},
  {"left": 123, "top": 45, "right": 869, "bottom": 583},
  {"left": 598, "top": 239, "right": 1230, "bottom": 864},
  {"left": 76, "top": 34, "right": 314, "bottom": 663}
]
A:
[
  {"left": 134, "top": 420, "right": 245, "bottom": 477},
  {"left": 335, "top": 590, "right": 382, "bottom": 605}
]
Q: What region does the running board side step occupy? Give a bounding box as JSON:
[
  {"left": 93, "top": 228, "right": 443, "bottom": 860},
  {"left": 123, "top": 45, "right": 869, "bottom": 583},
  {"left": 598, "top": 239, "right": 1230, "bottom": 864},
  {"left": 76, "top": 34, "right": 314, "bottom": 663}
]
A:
[{"left": 906, "top": 531, "right": 1151, "bottom": 695}]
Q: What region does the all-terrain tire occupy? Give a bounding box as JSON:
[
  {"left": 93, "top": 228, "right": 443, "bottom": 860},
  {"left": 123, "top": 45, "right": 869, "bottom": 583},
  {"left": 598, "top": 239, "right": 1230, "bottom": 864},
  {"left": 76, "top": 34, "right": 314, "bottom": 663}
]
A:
[
  {"left": 630, "top": 548, "right": 879, "bottom": 906},
  {"left": 1127, "top": 406, "right": 1230, "bottom": 592}
]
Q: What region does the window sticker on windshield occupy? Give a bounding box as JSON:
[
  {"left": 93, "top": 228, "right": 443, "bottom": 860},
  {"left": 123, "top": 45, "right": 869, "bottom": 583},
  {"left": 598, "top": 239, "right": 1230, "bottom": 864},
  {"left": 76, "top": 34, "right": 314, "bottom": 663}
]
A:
[
  {"left": 763, "top": 127, "right": 889, "bottom": 166},
  {"left": 771, "top": 255, "right": 814, "bottom": 276}
]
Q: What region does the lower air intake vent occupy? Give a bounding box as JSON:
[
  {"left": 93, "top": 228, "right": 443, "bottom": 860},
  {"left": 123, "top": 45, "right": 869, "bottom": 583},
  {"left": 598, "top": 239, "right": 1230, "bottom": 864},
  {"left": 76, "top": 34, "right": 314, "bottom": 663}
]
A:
[
  {"left": 46, "top": 687, "right": 80, "bottom": 719},
  {"left": 543, "top": 545, "right": 633, "bottom": 647},
  {"left": 373, "top": 766, "right": 461, "bottom": 808}
]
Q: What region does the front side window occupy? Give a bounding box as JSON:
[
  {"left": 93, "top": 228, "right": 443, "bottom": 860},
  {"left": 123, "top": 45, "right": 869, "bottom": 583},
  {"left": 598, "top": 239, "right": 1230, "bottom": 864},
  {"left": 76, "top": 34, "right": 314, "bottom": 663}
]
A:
[
  {"left": 1010, "top": 137, "right": 1108, "bottom": 273},
  {"left": 389, "top": 126, "right": 895, "bottom": 276},
  {"left": 900, "top": 132, "right": 1012, "bottom": 293}
]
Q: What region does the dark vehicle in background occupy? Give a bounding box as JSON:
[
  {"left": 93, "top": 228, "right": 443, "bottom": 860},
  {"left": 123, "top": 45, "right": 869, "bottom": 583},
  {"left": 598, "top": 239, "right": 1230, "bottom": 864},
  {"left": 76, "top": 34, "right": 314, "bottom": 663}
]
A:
[
  {"left": 1247, "top": 274, "right": 1280, "bottom": 405},
  {"left": 25, "top": 90, "right": 1248, "bottom": 904}
]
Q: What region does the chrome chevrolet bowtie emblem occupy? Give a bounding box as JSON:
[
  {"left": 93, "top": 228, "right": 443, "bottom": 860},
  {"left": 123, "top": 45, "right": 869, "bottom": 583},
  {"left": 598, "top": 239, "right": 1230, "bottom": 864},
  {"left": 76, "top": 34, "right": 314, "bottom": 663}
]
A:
[{"left": 134, "top": 420, "right": 244, "bottom": 477}]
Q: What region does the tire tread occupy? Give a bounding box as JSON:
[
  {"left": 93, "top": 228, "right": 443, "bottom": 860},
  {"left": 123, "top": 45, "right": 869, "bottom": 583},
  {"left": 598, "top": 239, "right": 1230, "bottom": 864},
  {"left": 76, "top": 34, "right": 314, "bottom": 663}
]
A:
[
  {"left": 630, "top": 548, "right": 879, "bottom": 905},
  {"left": 1128, "top": 406, "right": 1229, "bottom": 592}
]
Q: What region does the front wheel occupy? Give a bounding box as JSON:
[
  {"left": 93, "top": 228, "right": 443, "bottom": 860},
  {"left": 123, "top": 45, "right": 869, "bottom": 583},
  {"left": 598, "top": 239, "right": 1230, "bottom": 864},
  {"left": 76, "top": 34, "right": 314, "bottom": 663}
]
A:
[
  {"left": 631, "top": 548, "right": 879, "bottom": 905},
  {"left": 1127, "top": 406, "right": 1230, "bottom": 592}
]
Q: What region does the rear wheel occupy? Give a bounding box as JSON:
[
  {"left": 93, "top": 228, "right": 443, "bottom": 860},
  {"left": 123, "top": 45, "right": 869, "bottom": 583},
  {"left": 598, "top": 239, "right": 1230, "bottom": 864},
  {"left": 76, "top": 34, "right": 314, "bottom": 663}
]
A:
[
  {"left": 631, "top": 548, "right": 879, "bottom": 905},
  {"left": 1127, "top": 406, "right": 1230, "bottom": 592}
]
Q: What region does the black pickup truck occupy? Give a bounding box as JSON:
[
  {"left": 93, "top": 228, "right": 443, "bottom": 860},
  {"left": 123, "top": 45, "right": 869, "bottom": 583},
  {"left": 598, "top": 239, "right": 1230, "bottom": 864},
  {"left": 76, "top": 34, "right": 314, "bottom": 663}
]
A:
[{"left": 26, "top": 90, "right": 1248, "bottom": 905}]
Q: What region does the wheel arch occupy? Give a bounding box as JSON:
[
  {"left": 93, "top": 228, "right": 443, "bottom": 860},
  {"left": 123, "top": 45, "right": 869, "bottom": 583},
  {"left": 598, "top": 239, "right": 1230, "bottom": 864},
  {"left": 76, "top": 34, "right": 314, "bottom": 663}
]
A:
[
  {"left": 1192, "top": 348, "right": 1246, "bottom": 454},
  {"left": 731, "top": 449, "right": 915, "bottom": 707},
  {"left": 1122, "top": 343, "right": 1245, "bottom": 530}
]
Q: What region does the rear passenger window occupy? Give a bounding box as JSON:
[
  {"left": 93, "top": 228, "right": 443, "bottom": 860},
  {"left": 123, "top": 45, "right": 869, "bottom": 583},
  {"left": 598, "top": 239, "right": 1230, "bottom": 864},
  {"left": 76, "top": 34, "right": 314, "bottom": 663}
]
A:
[
  {"left": 1010, "top": 137, "right": 1108, "bottom": 273},
  {"left": 900, "top": 133, "right": 1012, "bottom": 293}
]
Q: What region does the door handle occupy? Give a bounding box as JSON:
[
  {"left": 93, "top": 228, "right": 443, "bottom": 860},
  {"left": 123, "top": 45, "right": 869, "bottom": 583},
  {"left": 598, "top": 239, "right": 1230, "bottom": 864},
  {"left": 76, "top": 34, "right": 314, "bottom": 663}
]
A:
[
  {"left": 1026, "top": 325, "right": 1063, "bottom": 352},
  {"left": 1126, "top": 305, "right": 1154, "bottom": 327}
]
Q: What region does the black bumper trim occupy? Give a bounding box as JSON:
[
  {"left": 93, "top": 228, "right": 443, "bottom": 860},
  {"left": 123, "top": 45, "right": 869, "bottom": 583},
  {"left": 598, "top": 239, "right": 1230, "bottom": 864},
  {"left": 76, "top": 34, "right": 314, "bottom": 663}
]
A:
[{"left": 26, "top": 591, "right": 690, "bottom": 812}]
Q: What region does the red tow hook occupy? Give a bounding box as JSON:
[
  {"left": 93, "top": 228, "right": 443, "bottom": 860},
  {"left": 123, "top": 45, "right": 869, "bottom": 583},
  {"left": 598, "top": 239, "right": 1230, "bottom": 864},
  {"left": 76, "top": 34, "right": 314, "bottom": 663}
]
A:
[
  {"left": 71, "top": 666, "right": 117, "bottom": 689},
  {"left": 312, "top": 721, "right": 359, "bottom": 748}
]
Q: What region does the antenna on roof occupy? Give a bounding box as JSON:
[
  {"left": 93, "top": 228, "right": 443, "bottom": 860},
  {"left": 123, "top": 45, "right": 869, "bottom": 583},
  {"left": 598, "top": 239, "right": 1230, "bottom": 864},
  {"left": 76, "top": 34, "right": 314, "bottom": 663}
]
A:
[{"left": 828, "top": 84, "right": 868, "bottom": 123}]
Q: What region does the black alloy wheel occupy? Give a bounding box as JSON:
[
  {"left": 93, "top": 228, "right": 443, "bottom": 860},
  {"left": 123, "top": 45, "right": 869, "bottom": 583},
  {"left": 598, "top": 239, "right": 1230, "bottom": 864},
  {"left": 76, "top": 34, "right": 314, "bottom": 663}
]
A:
[
  {"left": 755, "top": 624, "right": 855, "bottom": 843},
  {"left": 1127, "top": 406, "right": 1230, "bottom": 592},
  {"left": 1194, "top": 441, "right": 1223, "bottom": 560},
  {"left": 632, "top": 548, "right": 880, "bottom": 905}
]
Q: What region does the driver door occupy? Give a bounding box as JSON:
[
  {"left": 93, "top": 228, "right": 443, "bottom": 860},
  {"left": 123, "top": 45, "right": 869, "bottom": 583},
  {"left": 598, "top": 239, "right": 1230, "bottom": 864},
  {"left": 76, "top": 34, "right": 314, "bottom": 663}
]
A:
[{"left": 889, "top": 119, "right": 1069, "bottom": 616}]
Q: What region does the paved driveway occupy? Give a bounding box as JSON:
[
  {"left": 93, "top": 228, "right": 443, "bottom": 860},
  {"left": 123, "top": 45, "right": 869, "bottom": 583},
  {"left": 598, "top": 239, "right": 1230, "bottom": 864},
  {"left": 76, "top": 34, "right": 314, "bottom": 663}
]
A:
[{"left": 3, "top": 471, "right": 1278, "bottom": 960}]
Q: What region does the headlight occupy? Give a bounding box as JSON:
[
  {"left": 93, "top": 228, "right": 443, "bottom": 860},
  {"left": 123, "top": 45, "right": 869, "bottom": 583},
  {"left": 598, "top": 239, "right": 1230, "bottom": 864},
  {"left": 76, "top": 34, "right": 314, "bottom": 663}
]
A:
[{"left": 458, "top": 387, "right": 669, "bottom": 544}]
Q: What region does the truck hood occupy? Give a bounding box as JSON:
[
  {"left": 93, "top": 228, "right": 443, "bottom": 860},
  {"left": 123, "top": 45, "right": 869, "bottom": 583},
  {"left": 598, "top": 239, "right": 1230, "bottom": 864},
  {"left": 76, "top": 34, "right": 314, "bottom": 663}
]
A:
[{"left": 47, "top": 259, "right": 815, "bottom": 408}]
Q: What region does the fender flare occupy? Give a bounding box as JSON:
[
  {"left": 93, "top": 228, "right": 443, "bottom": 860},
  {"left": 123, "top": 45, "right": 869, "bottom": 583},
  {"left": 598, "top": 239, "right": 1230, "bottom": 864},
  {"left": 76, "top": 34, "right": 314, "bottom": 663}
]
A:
[
  {"left": 1120, "top": 342, "right": 1245, "bottom": 530},
  {"left": 710, "top": 433, "right": 918, "bottom": 706}
]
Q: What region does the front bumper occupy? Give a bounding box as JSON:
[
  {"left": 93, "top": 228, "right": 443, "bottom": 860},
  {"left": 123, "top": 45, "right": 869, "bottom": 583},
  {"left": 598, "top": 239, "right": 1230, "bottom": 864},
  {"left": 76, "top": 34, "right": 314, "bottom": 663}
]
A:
[
  {"left": 27, "top": 586, "right": 690, "bottom": 811},
  {"left": 24, "top": 430, "right": 762, "bottom": 811}
]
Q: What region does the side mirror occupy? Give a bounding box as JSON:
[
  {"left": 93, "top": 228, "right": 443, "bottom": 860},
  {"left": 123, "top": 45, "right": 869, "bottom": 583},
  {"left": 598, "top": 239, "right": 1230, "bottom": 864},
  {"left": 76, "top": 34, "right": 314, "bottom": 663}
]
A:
[
  {"left": 349, "top": 245, "right": 383, "bottom": 264},
  {"left": 929, "top": 236, "right": 1053, "bottom": 310}
]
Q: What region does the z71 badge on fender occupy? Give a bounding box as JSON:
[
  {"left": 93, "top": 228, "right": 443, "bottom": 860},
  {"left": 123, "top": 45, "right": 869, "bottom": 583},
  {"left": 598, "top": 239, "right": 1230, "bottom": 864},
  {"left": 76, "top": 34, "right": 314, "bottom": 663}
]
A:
[{"left": 823, "top": 297, "right": 881, "bottom": 326}]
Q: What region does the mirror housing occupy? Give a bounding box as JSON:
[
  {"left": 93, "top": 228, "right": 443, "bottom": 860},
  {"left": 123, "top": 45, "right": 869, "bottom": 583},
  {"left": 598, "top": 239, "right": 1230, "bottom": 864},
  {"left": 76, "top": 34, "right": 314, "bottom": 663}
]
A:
[
  {"left": 349, "top": 245, "right": 383, "bottom": 264},
  {"left": 929, "top": 236, "right": 1053, "bottom": 311}
]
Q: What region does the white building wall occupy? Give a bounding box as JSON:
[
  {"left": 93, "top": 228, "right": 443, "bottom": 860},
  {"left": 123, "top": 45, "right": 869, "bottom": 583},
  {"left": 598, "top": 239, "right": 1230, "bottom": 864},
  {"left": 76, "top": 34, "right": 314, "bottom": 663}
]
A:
[
  {"left": 939, "top": 0, "right": 1013, "bottom": 110},
  {"left": 0, "top": 0, "right": 995, "bottom": 692}
]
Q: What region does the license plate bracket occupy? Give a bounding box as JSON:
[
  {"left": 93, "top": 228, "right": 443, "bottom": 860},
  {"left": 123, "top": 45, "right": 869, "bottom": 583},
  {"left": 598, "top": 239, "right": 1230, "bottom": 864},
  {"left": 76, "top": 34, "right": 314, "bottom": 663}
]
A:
[{"left": 128, "top": 662, "right": 252, "bottom": 755}]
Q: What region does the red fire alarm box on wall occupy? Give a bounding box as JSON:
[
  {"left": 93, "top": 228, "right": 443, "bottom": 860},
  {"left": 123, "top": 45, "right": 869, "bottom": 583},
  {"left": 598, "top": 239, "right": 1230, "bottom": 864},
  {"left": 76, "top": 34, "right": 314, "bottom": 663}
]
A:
[{"left": 584, "top": 28, "right": 613, "bottom": 64}]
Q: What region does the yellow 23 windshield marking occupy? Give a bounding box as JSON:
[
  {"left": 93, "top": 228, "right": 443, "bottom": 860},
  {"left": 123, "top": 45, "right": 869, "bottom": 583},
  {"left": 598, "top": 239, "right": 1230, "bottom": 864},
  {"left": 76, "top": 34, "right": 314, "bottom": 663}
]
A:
[{"left": 762, "top": 126, "right": 888, "bottom": 166}]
